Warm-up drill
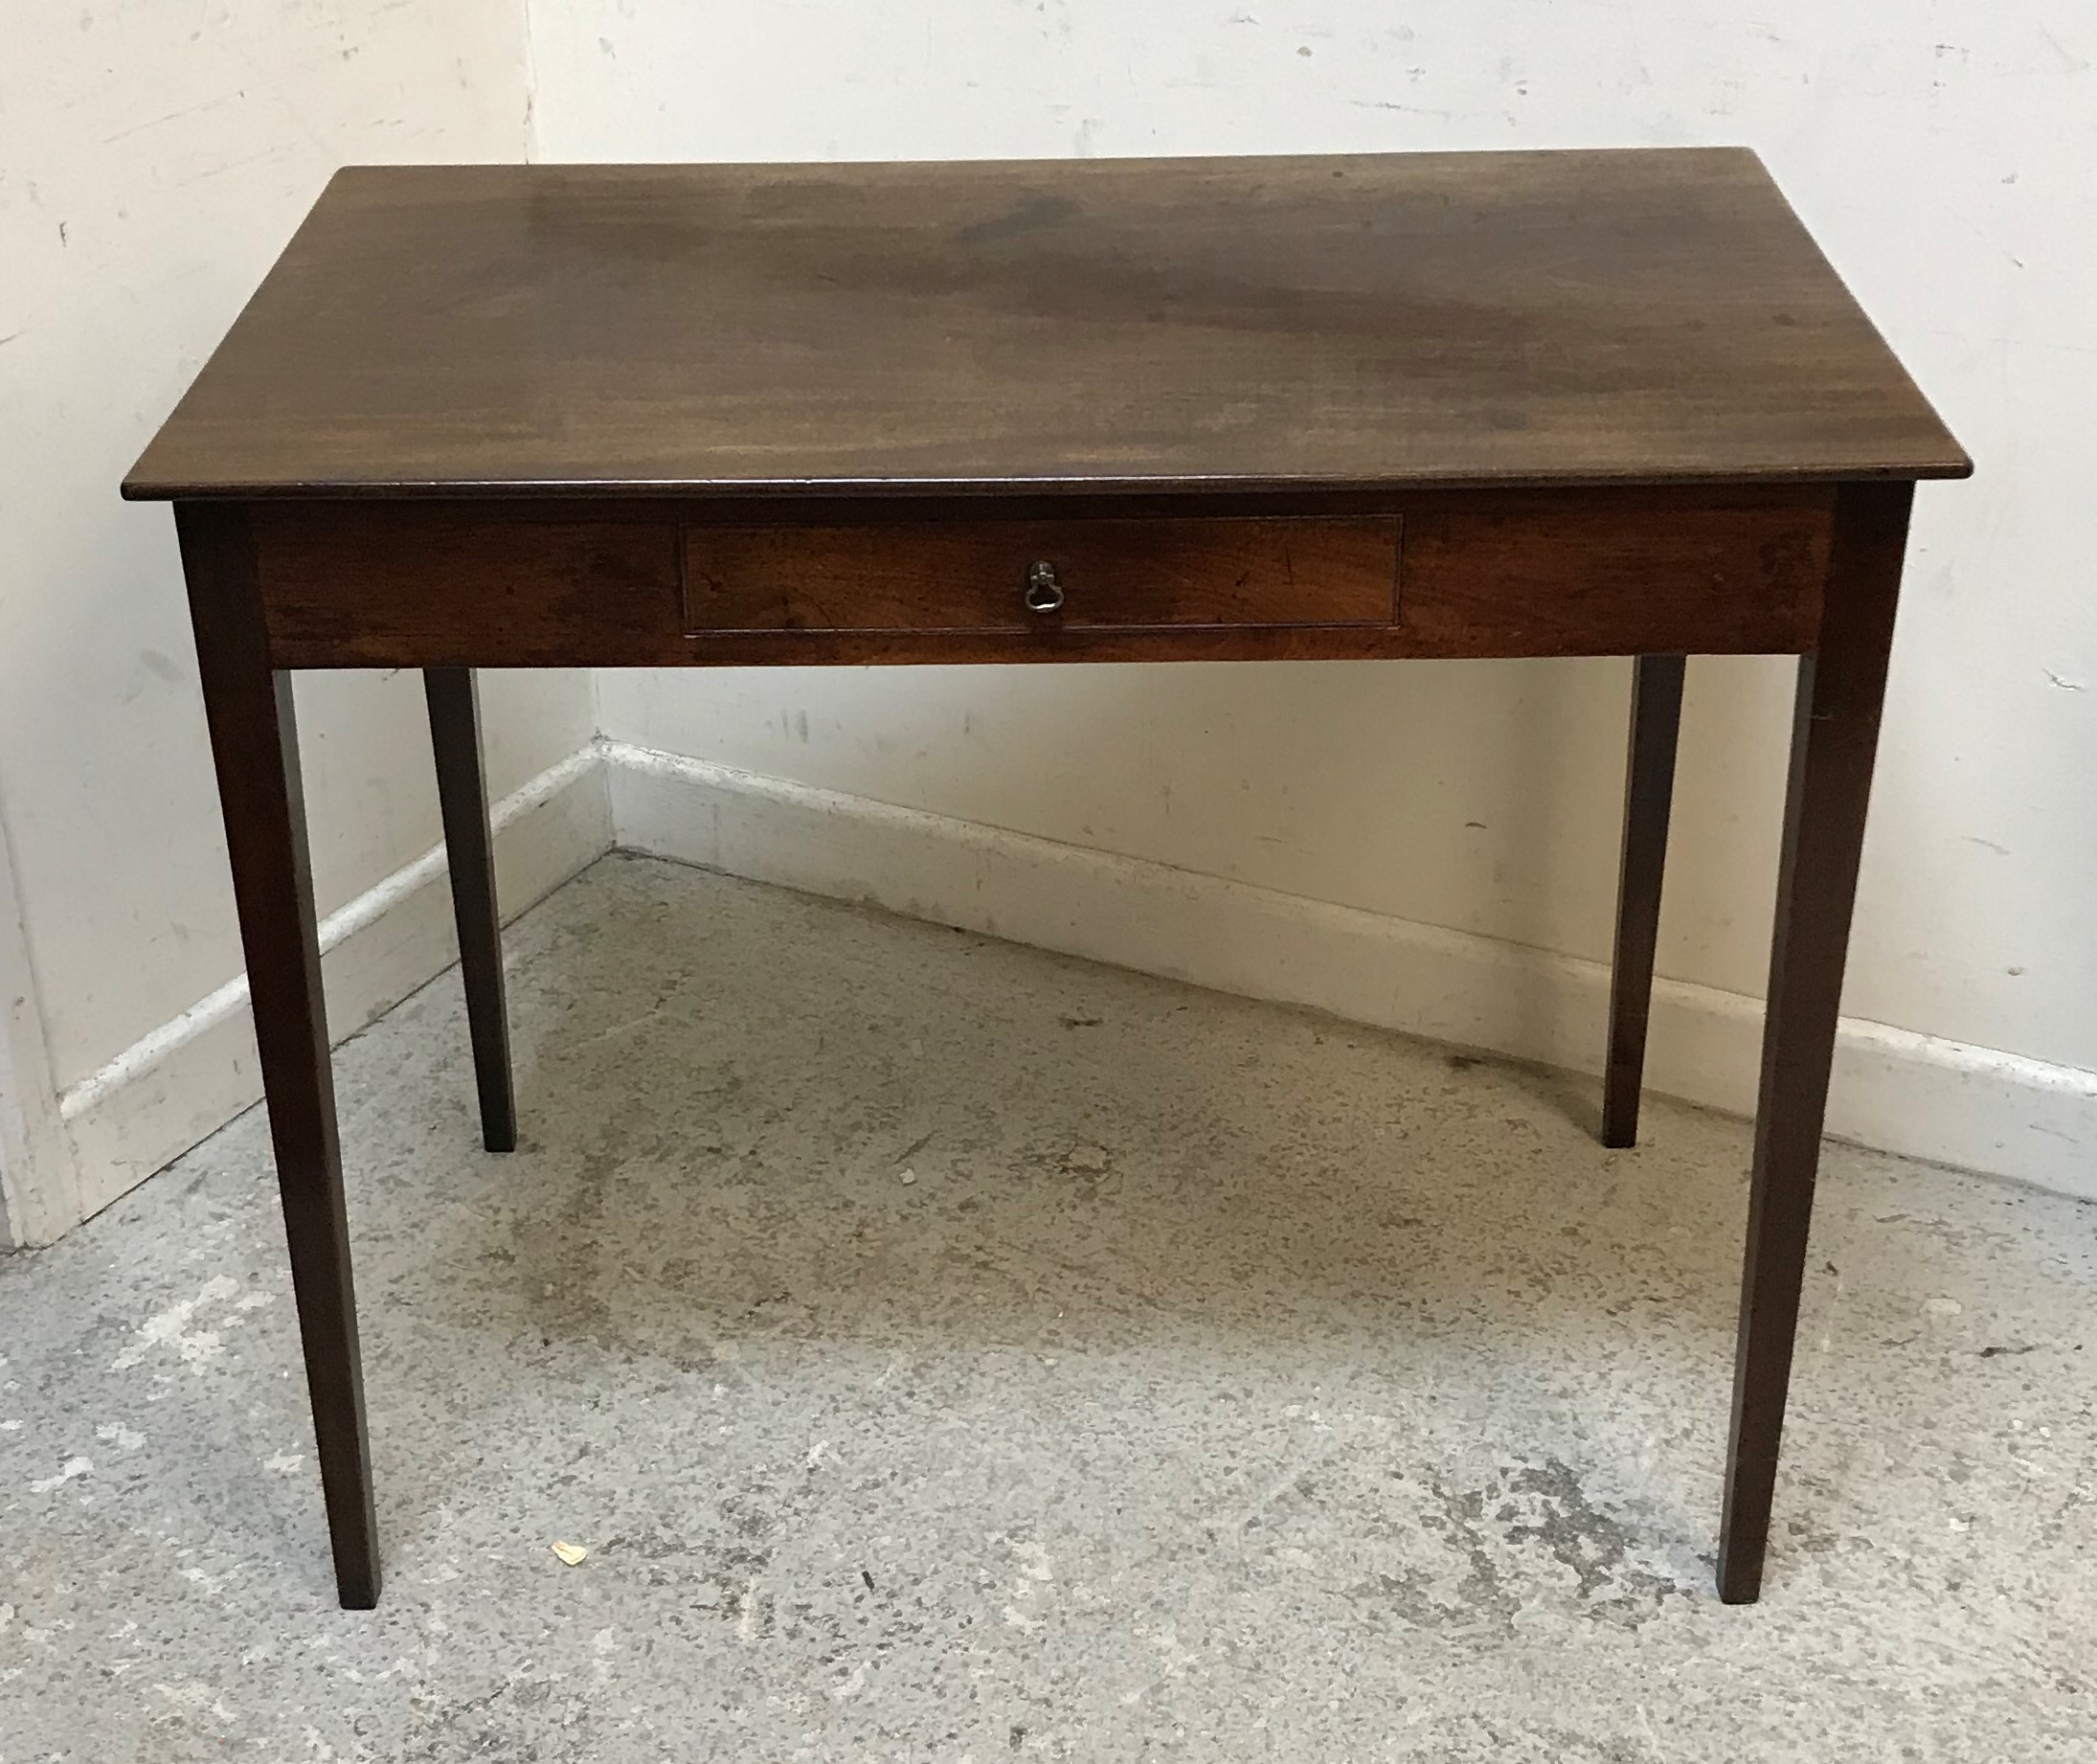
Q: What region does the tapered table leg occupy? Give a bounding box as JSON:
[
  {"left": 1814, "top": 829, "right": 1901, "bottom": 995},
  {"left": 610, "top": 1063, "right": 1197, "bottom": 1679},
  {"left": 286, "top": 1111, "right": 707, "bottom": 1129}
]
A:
[
  {"left": 1718, "top": 482, "right": 1913, "bottom": 1604},
  {"left": 176, "top": 504, "right": 379, "bottom": 1609},
  {"left": 423, "top": 668, "right": 515, "bottom": 1153},
  {"left": 1602, "top": 653, "right": 1686, "bottom": 1148}
]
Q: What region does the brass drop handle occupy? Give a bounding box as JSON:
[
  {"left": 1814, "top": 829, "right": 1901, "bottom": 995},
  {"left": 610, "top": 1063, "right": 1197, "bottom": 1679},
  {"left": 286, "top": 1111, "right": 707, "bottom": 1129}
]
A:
[{"left": 1024, "top": 559, "right": 1065, "bottom": 615}]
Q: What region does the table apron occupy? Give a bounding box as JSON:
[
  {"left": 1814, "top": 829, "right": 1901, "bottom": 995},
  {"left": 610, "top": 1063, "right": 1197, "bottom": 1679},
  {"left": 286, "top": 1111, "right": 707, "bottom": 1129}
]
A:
[{"left": 239, "top": 485, "right": 1837, "bottom": 668}]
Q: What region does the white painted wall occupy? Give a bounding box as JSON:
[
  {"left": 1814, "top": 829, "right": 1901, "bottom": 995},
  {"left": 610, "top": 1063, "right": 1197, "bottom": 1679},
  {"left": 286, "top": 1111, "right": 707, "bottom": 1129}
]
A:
[
  {"left": 0, "top": 1, "right": 598, "bottom": 1241},
  {"left": 7, "top": 2, "right": 2092, "bottom": 1240},
  {"left": 527, "top": 4, "right": 2097, "bottom": 1164}
]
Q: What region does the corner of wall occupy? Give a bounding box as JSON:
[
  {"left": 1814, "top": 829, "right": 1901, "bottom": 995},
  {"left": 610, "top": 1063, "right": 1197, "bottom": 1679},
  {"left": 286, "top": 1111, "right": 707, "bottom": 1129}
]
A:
[
  {"left": 0, "top": 795, "right": 83, "bottom": 1248},
  {"left": 519, "top": 0, "right": 543, "bottom": 165},
  {"left": 46, "top": 735, "right": 613, "bottom": 1238}
]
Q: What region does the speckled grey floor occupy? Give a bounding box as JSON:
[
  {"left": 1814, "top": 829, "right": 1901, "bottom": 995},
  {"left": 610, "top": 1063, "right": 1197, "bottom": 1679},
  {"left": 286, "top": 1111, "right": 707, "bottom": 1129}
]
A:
[{"left": 3, "top": 853, "right": 2094, "bottom": 1761}]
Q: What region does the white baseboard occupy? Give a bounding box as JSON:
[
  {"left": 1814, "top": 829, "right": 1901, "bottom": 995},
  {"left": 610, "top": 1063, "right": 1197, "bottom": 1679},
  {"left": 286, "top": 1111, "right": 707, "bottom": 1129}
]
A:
[
  {"left": 53, "top": 744, "right": 613, "bottom": 1231},
  {"left": 36, "top": 733, "right": 2097, "bottom": 1242},
  {"left": 605, "top": 740, "right": 2097, "bottom": 1205}
]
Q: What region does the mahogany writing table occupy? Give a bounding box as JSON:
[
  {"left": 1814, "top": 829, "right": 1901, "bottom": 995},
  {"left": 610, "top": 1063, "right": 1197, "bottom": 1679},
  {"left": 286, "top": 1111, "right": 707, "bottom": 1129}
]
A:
[{"left": 123, "top": 149, "right": 1969, "bottom": 1609}]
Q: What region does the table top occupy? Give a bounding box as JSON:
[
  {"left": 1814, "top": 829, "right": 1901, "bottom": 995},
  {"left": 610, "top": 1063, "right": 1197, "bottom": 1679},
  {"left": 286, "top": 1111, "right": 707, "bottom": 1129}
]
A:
[{"left": 124, "top": 148, "right": 1969, "bottom": 503}]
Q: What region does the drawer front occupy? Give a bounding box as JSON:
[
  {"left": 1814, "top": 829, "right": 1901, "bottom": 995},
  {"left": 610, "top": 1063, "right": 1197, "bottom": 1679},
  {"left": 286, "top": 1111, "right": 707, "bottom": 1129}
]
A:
[{"left": 682, "top": 516, "right": 1401, "bottom": 634}]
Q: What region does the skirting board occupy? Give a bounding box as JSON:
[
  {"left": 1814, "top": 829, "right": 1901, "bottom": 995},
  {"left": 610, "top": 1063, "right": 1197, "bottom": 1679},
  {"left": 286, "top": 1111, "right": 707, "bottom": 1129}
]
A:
[
  {"left": 605, "top": 740, "right": 2097, "bottom": 1206},
  {"left": 47, "top": 744, "right": 613, "bottom": 1237},
  {"left": 34, "top": 731, "right": 2097, "bottom": 1245}
]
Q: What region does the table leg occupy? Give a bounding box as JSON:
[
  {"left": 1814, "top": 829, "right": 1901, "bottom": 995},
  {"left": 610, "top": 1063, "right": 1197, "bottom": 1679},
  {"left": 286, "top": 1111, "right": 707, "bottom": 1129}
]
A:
[
  {"left": 1718, "top": 481, "right": 1913, "bottom": 1604},
  {"left": 1601, "top": 653, "right": 1686, "bottom": 1148},
  {"left": 176, "top": 504, "right": 380, "bottom": 1609},
  {"left": 423, "top": 668, "right": 516, "bottom": 1153}
]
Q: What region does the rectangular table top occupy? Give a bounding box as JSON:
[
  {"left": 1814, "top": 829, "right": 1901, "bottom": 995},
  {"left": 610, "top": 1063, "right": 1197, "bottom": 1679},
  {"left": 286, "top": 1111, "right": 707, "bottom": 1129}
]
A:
[{"left": 124, "top": 148, "right": 1968, "bottom": 504}]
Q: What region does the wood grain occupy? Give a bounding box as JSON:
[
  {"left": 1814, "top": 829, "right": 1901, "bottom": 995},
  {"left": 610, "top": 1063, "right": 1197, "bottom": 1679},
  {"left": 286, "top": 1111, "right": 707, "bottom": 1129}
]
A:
[
  {"left": 1400, "top": 487, "right": 1833, "bottom": 656},
  {"left": 684, "top": 517, "right": 1398, "bottom": 633},
  {"left": 124, "top": 150, "right": 1968, "bottom": 503},
  {"left": 254, "top": 490, "right": 1832, "bottom": 667},
  {"left": 252, "top": 505, "right": 681, "bottom": 667}
]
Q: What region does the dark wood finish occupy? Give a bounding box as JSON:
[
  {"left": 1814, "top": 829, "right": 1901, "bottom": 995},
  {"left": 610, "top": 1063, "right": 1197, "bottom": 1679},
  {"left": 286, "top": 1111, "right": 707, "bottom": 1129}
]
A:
[
  {"left": 128, "top": 152, "right": 1965, "bottom": 1609},
  {"left": 251, "top": 506, "right": 681, "bottom": 667},
  {"left": 1401, "top": 489, "right": 1831, "bottom": 657},
  {"left": 423, "top": 668, "right": 515, "bottom": 1154},
  {"left": 684, "top": 516, "right": 1399, "bottom": 633},
  {"left": 123, "top": 151, "right": 1968, "bottom": 504},
  {"left": 174, "top": 503, "right": 380, "bottom": 1610},
  {"left": 1719, "top": 481, "right": 1914, "bottom": 1603},
  {"left": 1602, "top": 655, "right": 1687, "bottom": 1148},
  {"left": 252, "top": 487, "right": 1831, "bottom": 669}
]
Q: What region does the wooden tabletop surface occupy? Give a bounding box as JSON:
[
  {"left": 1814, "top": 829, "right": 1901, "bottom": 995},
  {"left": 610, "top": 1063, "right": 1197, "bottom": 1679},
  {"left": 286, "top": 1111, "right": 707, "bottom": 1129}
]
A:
[{"left": 124, "top": 148, "right": 1969, "bottom": 502}]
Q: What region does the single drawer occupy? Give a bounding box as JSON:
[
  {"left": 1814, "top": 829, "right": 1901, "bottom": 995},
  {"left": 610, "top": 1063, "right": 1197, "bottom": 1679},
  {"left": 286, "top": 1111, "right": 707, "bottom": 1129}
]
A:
[{"left": 682, "top": 516, "right": 1401, "bottom": 634}]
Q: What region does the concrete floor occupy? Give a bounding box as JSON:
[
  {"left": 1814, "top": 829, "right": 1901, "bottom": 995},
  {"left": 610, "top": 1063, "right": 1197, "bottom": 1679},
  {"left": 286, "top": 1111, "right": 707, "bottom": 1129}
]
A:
[{"left": 3, "top": 854, "right": 2094, "bottom": 1762}]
